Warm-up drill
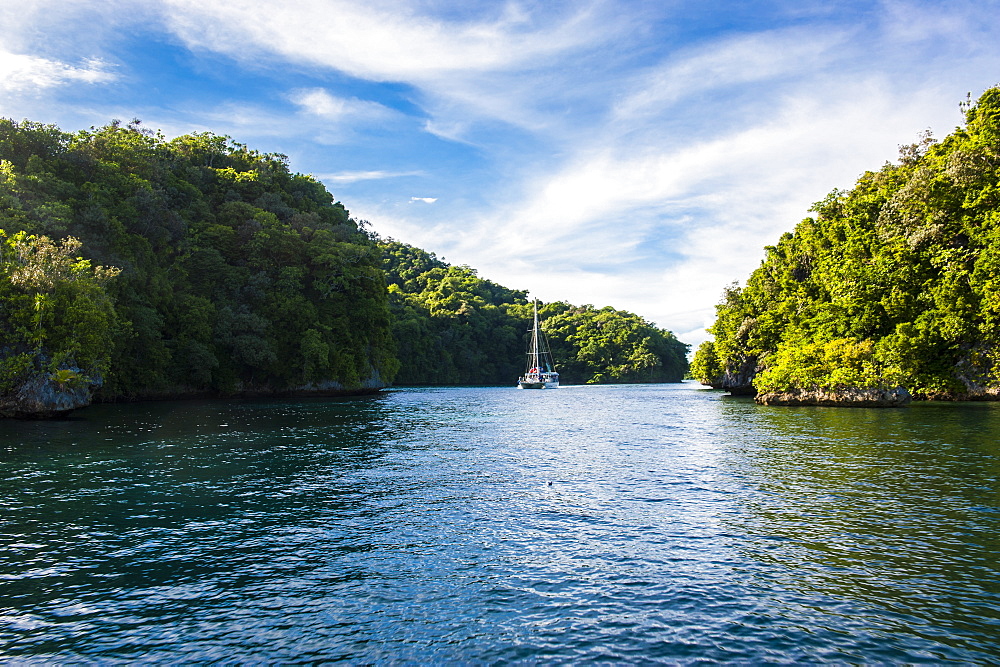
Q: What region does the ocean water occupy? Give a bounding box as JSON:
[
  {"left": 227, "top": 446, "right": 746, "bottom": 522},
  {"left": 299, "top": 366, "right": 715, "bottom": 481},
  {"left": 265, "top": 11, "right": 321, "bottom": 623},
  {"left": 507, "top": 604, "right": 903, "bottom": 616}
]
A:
[{"left": 1, "top": 382, "right": 998, "bottom": 662}]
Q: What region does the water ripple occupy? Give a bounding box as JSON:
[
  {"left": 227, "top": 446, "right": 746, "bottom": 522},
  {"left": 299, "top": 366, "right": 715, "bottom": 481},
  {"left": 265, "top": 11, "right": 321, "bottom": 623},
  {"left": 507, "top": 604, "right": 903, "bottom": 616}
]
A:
[{"left": 1, "top": 385, "right": 999, "bottom": 662}]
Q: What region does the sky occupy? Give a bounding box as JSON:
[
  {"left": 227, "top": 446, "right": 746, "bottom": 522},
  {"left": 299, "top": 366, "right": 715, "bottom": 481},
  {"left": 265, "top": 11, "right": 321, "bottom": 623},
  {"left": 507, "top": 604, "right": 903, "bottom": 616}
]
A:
[{"left": 3, "top": 0, "right": 1000, "bottom": 349}]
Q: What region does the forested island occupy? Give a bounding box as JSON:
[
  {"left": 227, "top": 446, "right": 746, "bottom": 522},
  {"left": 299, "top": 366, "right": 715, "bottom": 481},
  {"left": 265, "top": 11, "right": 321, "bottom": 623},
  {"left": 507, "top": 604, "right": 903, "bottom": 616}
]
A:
[
  {"left": 0, "top": 118, "right": 688, "bottom": 417},
  {"left": 692, "top": 86, "right": 1000, "bottom": 406},
  {"left": 380, "top": 240, "right": 688, "bottom": 386},
  {"left": 9, "top": 84, "right": 1000, "bottom": 417}
]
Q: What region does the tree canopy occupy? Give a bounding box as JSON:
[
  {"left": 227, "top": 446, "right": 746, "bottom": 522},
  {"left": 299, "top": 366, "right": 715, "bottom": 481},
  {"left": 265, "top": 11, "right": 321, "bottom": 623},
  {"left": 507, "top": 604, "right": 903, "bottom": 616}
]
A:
[
  {"left": 1, "top": 116, "right": 689, "bottom": 413},
  {"left": 0, "top": 231, "right": 119, "bottom": 395},
  {"left": 1, "top": 119, "right": 397, "bottom": 400},
  {"left": 380, "top": 239, "right": 689, "bottom": 385},
  {"left": 694, "top": 86, "right": 1000, "bottom": 400}
]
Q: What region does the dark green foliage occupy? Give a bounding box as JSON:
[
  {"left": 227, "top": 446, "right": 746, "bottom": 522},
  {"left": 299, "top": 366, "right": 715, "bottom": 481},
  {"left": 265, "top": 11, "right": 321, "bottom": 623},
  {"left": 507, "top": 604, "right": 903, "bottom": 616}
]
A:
[
  {"left": 380, "top": 240, "right": 530, "bottom": 384},
  {"left": 1, "top": 115, "right": 687, "bottom": 402},
  {"left": 380, "top": 239, "right": 689, "bottom": 385},
  {"left": 703, "top": 86, "right": 1000, "bottom": 399},
  {"left": 538, "top": 302, "right": 688, "bottom": 384},
  {"left": 1, "top": 119, "right": 397, "bottom": 399}
]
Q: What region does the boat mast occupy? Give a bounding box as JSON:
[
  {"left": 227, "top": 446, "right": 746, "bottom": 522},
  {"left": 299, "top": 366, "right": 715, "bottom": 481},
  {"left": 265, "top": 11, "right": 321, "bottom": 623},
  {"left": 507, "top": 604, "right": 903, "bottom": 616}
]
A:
[{"left": 530, "top": 300, "right": 540, "bottom": 373}]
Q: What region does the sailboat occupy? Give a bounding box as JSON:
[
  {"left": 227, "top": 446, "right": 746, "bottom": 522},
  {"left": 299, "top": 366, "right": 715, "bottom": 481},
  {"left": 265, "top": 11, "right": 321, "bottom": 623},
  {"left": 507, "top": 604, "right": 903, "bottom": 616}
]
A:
[{"left": 517, "top": 300, "right": 560, "bottom": 389}]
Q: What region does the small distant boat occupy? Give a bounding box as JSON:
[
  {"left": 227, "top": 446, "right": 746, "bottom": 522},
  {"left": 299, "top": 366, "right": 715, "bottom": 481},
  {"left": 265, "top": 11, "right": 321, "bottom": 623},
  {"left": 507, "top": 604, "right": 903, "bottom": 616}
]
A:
[{"left": 517, "top": 300, "right": 559, "bottom": 389}]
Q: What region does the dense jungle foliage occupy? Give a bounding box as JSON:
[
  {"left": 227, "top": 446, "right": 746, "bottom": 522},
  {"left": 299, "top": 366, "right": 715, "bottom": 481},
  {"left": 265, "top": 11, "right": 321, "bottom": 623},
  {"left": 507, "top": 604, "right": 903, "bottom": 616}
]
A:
[
  {"left": 0, "top": 119, "right": 397, "bottom": 399},
  {"left": 693, "top": 86, "right": 1000, "bottom": 399},
  {"left": 380, "top": 240, "right": 689, "bottom": 385},
  {"left": 0, "top": 231, "right": 119, "bottom": 395},
  {"left": 0, "top": 117, "right": 688, "bottom": 408}
]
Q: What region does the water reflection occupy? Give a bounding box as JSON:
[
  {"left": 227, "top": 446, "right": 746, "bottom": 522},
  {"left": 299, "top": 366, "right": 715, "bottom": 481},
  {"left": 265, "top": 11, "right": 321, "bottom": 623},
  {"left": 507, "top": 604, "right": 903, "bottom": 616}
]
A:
[
  {"left": 1, "top": 385, "right": 999, "bottom": 662},
  {"left": 714, "top": 397, "right": 1000, "bottom": 659}
]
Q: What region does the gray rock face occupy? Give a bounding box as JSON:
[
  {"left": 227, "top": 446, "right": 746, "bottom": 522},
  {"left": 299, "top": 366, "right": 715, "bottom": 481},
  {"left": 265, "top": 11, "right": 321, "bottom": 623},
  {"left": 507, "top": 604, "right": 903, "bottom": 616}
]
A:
[
  {"left": 755, "top": 386, "right": 912, "bottom": 407},
  {"left": 287, "top": 381, "right": 384, "bottom": 397},
  {"left": 292, "top": 370, "right": 386, "bottom": 395},
  {"left": 0, "top": 369, "right": 98, "bottom": 419},
  {"left": 722, "top": 354, "right": 762, "bottom": 396}
]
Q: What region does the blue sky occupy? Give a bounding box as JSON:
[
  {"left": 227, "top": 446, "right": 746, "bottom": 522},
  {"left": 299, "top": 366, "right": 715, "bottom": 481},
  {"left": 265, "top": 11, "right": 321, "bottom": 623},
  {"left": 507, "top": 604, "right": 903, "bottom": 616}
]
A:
[{"left": 3, "top": 0, "right": 1000, "bottom": 347}]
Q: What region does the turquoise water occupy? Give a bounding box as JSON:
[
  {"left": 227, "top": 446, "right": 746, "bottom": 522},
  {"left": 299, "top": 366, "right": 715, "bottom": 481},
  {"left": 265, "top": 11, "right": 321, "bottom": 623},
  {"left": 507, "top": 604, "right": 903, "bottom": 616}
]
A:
[{"left": 1, "top": 383, "right": 998, "bottom": 662}]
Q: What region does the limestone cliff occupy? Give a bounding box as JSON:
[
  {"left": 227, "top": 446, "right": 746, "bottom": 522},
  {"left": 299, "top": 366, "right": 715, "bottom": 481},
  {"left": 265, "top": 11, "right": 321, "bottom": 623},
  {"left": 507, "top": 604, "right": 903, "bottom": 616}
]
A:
[
  {"left": 720, "top": 354, "right": 761, "bottom": 396},
  {"left": 0, "top": 367, "right": 100, "bottom": 419},
  {"left": 755, "top": 386, "right": 911, "bottom": 408}
]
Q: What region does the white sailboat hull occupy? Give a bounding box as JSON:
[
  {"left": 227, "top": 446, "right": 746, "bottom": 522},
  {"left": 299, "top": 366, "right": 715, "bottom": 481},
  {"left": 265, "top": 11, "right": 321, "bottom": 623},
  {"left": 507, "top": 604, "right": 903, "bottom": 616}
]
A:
[{"left": 517, "top": 372, "right": 559, "bottom": 389}]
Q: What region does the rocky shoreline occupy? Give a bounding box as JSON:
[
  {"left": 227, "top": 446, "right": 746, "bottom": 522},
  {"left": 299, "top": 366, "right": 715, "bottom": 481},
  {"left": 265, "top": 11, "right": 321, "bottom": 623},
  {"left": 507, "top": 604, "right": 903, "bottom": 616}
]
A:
[
  {"left": 1, "top": 371, "right": 388, "bottom": 419},
  {"left": 0, "top": 369, "right": 97, "bottom": 419},
  {"left": 754, "top": 386, "right": 912, "bottom": 407}
]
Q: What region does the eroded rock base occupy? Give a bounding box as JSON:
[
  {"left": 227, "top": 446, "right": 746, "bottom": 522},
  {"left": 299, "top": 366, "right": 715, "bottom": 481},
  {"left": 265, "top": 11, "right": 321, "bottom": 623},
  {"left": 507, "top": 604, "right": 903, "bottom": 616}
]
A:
[{"left": 755, "top": 386, "right": 912, "bottom": 407}]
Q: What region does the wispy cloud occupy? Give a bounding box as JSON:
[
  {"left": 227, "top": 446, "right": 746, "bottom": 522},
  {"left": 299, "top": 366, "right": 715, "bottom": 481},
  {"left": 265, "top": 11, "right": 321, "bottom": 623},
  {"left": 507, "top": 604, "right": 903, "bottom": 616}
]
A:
[
  {"left": 157, "top": 0, "right": 621, "bottom": 139},
  {"left": 159, "top": 0, "right": 606, "bottom": 81},
  {"left": 289, "top": 88, "right": 394, "bottom": 120},
  {"left": 612, "top": 27, "right": 849, "bottom": 122},
  {"left": 0, "top": 51, "right": 115, "bottom": 93},
  {"left": 410, "top": 197, "right": 438, "bottom": 204},
  {"left": 318, "top": 170, "right": 423, "bottom": 183}
]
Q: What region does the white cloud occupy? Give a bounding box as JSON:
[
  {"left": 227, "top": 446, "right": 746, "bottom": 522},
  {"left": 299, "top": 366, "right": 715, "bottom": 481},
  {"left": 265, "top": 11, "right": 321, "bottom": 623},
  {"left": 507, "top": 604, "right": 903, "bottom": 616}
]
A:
[
  {"left": 318, "top": 170, "right": 423, "bottom": 183},
  {"left": 880, "top": 0, "right": 978, "bottom": 43},
  {"left": 0, "top": 51, "right": 114, "bottom": 93},
  {"left": 289, "top": 88, "right": 393, "bottom": 120},
  {"left": 612, "top": 27, "right": 849, "bottom": 122},
  {"left": 410, "top": 197, "right": 438, "bottom": 204},
  {"left": 156, "top": 0, "right": 622, "bottom": 140},
  {"left": 159, "top": 0, "right": 606, "bottom": 83}
]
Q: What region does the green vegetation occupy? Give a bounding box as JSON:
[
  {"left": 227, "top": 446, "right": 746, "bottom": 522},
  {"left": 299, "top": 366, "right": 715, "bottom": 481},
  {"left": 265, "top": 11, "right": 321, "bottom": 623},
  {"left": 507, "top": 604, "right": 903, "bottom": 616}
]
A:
[
  {"left": 380, "top": 240, "right": 528, "bottom": 384},
  {"left": 0, "top": 231, "right": 119, "bottom": 393},
  {"left": 696, "top": 86, "right": 1000, "bottom": 400},
  {"left": 380, "top": 239, "right": 689, "bottom": 385},
  {"left": 1, "top": 117, "right": 688, "bottom": 413},
  {"left": 1, "top": 118, "right": 396, "bottom": 400}
]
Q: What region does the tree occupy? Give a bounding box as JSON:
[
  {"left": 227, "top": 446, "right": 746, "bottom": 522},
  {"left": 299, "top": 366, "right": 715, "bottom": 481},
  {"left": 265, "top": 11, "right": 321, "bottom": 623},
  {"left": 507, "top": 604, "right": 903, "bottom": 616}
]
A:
[
  {"left": 380, "top": 239, "right": 689, "bottom": 385},
  {"left": 701, "top": 86, "right": 1000, "bottom": 399},
  {"left": 0, "top": 230, "right": 120, "bottom": 394},
  {"left": 1, "top": 119, "right": 398, "bottom": 402}
]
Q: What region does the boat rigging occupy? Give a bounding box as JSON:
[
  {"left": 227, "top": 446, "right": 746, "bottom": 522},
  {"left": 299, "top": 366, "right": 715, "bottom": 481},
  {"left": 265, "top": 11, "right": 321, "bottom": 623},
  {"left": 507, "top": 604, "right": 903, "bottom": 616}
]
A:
[{"left": 517, "top": 300, "right": 559, "bottom": 389}]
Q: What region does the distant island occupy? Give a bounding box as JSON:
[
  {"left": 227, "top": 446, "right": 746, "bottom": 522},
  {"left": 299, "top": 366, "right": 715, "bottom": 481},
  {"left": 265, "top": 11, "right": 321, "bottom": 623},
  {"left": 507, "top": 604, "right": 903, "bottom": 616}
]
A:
[
  {"left": 693, "top": 86, "right": 1000, "bottom": 406},
  {"left": 379, "top": 240, "right": 688, "bottom": 387},
  {"left": 0, "top": 119, "right": 688, "bottom": 418}
]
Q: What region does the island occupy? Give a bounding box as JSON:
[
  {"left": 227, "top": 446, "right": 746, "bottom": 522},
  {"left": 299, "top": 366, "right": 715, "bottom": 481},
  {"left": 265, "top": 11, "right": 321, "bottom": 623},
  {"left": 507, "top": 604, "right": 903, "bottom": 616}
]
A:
[{"left": 693, "top": 86, "right": 1000, "bottom": 406}]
